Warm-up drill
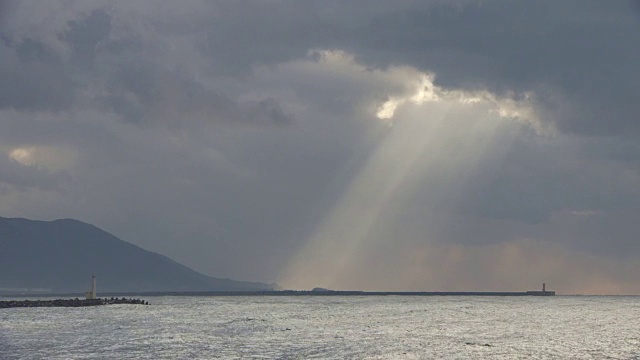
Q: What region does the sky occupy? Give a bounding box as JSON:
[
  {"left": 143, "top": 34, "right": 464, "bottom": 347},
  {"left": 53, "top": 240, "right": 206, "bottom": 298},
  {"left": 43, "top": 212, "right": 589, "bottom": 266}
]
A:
[{"left": 1, "top": 0, "right": 639, "bottom": 294}]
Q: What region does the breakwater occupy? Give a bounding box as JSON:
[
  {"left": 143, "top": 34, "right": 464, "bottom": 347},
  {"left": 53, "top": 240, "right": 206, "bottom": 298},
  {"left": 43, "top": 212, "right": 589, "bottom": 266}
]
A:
[
  {"left": 0, "top": 297, "right": 148, "bottom": 308},
  {"left": 113, "top": 290, "right": 555, "bottom": 297}
]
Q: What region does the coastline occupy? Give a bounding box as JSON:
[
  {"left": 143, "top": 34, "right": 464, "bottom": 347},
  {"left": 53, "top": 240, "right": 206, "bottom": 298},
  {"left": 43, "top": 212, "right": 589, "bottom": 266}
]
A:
[{"left": 0, "top": 297, "right": 148, "bottom": 308}]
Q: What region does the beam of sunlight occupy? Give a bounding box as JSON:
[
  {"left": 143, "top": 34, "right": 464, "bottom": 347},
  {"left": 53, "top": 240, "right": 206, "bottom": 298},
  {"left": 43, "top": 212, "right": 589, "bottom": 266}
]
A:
[{"left": 279, "top": 76, "right": 535, "bottom": 289}]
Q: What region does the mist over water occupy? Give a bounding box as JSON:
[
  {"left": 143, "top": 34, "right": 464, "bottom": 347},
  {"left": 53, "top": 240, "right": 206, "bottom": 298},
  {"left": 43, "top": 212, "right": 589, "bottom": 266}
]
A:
[{"left": 1, "top": 296, "right": 638, "bottom": 359}]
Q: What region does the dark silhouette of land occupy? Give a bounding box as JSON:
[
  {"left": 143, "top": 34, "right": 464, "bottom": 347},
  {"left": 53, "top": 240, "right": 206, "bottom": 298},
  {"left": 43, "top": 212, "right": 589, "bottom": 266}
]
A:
[
  {"left": 0, "top": 297, "right": 148, "bottom": 308},
  {"left": 0, "top": 216, "right": 275, "bottom": 294},
  {"left": 95, "top": 290, "right": 554, "bottom": 297},
  {"left": 0, "top": 216, "right": 555, "bottom": 297}
]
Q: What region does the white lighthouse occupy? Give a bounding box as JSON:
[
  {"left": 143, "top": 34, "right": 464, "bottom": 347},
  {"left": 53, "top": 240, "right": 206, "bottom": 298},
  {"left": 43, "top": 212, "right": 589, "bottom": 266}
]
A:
[{"left": 85, "top": 274, "right": 97, "bottom": 300}]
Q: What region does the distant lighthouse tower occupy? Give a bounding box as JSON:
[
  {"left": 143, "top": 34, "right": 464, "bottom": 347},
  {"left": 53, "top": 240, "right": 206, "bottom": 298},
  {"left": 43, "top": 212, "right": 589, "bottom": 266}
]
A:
[{"left": 85, "top": 274, "right": 97, "bottom": 300}]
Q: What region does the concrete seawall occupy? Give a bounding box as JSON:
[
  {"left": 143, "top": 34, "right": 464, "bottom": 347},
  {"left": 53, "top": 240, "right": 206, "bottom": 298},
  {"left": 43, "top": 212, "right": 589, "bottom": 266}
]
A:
[{"left": 0, "top": 297, "right": 148, "bottom": 308}]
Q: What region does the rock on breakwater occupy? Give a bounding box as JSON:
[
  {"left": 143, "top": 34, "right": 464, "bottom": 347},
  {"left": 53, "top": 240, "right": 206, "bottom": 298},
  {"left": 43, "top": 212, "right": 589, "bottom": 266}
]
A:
[{"left": 0, "top": 297, "right": 148, "bottom": 308}]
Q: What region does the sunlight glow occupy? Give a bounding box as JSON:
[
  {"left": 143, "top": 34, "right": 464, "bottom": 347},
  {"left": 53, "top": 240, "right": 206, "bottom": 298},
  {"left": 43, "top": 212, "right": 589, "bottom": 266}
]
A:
[
  {"left": 9, "top": 147, "right": 36, "bottom": 165},
  {"left": 8, "top": 146, "right": 77, "bottom": 170},
  {"left": 277, "top": 50, "right": 544, "bottom": 290},
  {"left": 280, "top": 103, "right": 513, "bottom": 289}
]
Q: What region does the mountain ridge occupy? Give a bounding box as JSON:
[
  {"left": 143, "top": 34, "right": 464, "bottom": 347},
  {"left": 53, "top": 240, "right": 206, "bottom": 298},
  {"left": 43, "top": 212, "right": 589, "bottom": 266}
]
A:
[{"left": 0, "top": 216, "right": 275, "bottom": 294}]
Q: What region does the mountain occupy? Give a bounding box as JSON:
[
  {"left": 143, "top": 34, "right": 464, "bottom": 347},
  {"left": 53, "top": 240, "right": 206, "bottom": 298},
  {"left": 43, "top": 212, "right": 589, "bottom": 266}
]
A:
[{"left": 0, "top": 216, "right": 275, "bottom": 294}]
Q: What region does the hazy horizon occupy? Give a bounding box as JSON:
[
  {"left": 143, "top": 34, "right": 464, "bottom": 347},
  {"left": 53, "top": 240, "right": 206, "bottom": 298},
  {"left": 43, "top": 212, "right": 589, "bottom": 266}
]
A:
[{"left": 1, "top": 1, "right": 640, "bottom": 295}]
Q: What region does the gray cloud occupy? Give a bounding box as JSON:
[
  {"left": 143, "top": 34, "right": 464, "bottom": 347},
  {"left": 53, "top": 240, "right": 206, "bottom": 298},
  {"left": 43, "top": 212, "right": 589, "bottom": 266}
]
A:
[
  {"left": 63, "top": 9, "right": 111, "bottom": 70},
  {"left": 0, "top": 155, "right": 65, "bottom": 192},
  {"left": 0, "top": 38, "right": 75, "bottom": 111},
  {"left": 194, "top": 1, "right": 640, "bottom": 135},
  {"left": 1, "top": 1, "right": 639, "bottom": 292},
  {"left": 99, "top": 62, "right": 291, "bottom": 126}
]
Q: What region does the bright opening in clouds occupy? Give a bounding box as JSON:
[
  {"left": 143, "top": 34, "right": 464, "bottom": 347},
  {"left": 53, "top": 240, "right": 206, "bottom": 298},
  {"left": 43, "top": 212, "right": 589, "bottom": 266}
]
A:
[
  {"left": 1, "top": 0, "right": 640, "bottom": 294},
  {"left": 8, "top": 147, "right": 35, "bottom": 165},
  {"left": 8, "top": 145, "right": 77, "bottom": 171},
  {"left": 279, "top": 52, "right": 541, "bottom": 289}
]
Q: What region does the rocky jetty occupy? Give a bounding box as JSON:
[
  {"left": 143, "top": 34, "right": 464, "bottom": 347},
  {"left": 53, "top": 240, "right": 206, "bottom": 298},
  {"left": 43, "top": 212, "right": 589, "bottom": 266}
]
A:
[{"left": 0, "top": 297, "right": 148, "bottom": 308}]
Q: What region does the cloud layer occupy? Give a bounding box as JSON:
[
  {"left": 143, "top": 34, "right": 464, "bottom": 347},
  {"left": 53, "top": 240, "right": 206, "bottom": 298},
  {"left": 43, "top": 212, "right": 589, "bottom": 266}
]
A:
[{"left": 1, "top": 1, "right": 639, "bottom": 293}]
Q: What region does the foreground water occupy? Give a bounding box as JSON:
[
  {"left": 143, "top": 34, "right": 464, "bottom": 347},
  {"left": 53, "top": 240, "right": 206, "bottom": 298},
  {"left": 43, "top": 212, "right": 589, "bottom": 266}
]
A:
[{"left": 1, "top": 295, "right": 638, "bottom": 359}]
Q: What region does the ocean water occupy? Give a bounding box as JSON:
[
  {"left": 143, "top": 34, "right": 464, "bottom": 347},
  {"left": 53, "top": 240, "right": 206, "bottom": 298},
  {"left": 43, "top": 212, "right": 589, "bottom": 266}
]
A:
[{"left": 1, "top": 295, "right": 638, "bottom": 359}]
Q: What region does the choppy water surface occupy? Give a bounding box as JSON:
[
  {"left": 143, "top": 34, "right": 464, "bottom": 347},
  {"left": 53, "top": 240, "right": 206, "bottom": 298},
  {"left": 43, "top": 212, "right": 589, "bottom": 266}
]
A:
[{"left": 1, "top": 295, "right": 639, "bottom": 359}]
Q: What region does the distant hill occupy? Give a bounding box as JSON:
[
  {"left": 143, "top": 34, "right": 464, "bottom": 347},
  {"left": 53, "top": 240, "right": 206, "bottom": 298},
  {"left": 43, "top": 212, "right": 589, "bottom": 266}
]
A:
[{"left": 0, "top": 216, "right": 275, "bottom": 294}]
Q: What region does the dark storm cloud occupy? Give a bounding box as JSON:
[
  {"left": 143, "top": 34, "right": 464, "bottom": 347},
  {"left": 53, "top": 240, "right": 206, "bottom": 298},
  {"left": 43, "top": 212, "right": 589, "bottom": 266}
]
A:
[
  {"left": 101, "top": 61, "right": 239, "bottom": 124},
  {"left": 0, "top": 0, "right": 13, "bottom": 23},
  {"left": 0, "top": 4, "right": 291, "bottom": 126},
  {"left": 457, "top": 134, "right": 640, "bottom": 223},
  {"left": 100, "top": 61, "right": 291, "bottom": 126},
  {"left": 63, "top": 9, "right": 112, "bottom": 70},
  {"left": 0, "top": 8, "right": 110, "bottom": 112},
  {"left": 0, "top": 38, "right": 75, "bottom": 111},
  {"left": 1, "top": 0, "right": 640, "bottom": 292},
  {"left": 4, "top": 1, "right": 637, "bottom": 133},
  {"left": 199, "top": 0, "right": 640, "bottom": 135}
]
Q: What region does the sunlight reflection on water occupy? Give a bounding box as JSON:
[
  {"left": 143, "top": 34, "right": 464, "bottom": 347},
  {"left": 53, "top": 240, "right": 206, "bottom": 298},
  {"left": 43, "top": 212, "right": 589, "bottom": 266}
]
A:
[{"left": 1, "top": 296, "right": 639, "bottom": 359}]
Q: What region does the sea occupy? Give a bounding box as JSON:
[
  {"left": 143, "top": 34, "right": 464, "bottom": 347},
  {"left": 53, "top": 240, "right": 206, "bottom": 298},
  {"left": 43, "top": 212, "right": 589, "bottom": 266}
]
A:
[{"left": 1, "top": 295, "right": 638, "bottom": 359}]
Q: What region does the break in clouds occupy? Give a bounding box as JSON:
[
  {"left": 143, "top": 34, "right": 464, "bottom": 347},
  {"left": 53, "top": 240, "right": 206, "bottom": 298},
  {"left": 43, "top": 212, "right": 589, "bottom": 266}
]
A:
[{"left": 1, "top": 1, "right": 639, "bottom": 294}]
